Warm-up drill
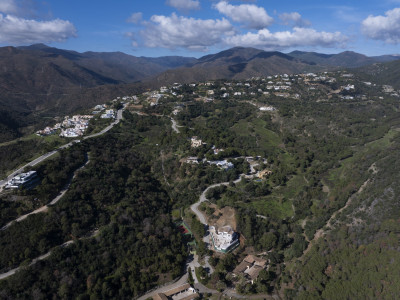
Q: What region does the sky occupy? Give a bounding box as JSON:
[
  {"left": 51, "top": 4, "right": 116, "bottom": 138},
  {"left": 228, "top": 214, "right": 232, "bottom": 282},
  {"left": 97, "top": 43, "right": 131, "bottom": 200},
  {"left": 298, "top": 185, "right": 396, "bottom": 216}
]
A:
[{"left": 1, "top": 0, "right": 400, "bottom": 57}]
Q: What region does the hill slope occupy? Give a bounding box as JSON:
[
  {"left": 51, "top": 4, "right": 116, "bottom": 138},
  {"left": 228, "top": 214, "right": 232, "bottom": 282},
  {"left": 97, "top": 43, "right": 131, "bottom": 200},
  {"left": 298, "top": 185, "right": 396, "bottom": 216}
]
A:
[
  {"left": 0, "top": 44, "right": 194, "bottom": 142},
  {"left": 151, "top": 47, "right": 324, "bottom": 85},
  {"left": 288, "top": 50, "right": 400, "bottom": 68},
  {"left": 354, "top": 59, "right": 400, "bottom": 89}
]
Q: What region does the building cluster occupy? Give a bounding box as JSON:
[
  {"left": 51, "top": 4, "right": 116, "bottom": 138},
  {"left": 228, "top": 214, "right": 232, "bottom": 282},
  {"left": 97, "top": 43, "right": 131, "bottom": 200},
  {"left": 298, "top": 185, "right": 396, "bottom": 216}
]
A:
[
  {"left": 5, "top": 171, "right": 39, "bottom": 189},
  {"left": 36, "top": 114, "right": 93, "bottom": 137},
  {"left": 146, "top": 91, "right": 164, "bottom": 106},
  {"left": 37, "top": 100, "right": 124, "bottom": 138},
  {"left": 208, "top": 160, "right": 234, "bottom": 170},
  {"left": 92, "top": 104, "right": 107, "bottom": 115},
  {"left": 36, "top": 126, "right": 57, "bottom": 136},
  {"left": 232, "top": 254, "right": 268, "bottom": 284},
  {"left": 209, "top": 225, "right": 239, "bottom": 253},
  {"left": 59, "top": 115, "right": 93, "bottom": 137}
]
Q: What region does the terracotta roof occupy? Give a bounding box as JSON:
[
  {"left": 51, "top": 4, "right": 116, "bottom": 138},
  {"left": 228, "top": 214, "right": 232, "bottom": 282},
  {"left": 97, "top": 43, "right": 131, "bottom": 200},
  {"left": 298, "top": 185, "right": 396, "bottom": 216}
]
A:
[
  {"left": 243, "top": 254, "right": 267, "bottom": 267},
  {"left": 233, "top": 260, "right": 252, "bottom": 274},
  {"left": 153, "top": 293, "right": 168, "bottom": 300},
  {"left": 254, "top": 258, "right": 267, "bottom": 268},
  {"left": 164, "top": 283, "right": 191, "bottom": 296},
  {"left": 180, "top": 293, "right": 200, "bottom": 300},
  {"left": 246, "top": 265, "right": 264, "bottom": 281},
  {"left": 244, "top": 254, "right": 256, "bottom": 264}
]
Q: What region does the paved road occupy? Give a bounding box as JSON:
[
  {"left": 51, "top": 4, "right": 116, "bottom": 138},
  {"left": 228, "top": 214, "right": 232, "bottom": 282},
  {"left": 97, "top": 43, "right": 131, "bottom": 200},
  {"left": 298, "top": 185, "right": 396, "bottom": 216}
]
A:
[
  {"left": 0, "top": 150, "right": 58, "bottom": 190},
  {"left": 1, "top": 157, "right": 90, "bottom": 230},
  {"left": 137, "top": 268, "right": 189, "bottom": 300},
  {"left": 0, "top": 105, "right": 125, "bottom": 191},
  {"left": 171, "top": 118, "right": 179, "bottom": 133},
  {"left": 136, "top": 173, "right": 259, "bottom": 300},
  {"left": 190, "top": 174, "right": 248, "bottom": 225},
  {"left": 190, "top": 181, "right": 231, "bottom": 225},
  {"left": 203, "top": 255, "right": 214, "bottom": 274},
  {"left": 83, "top": 105, "right": 124, "bottom": 140},
  {"left": 0, "top": 229, "right": 100, "bottom": 281},
  {"left": 0, "top": 240, "right": 71, "bottom": 280},
  {"left": 170, "top": 118, "right": 181, "bottom": 134},
  {"left": 137, "top": 253, "right": 218, "bottom": 300}
]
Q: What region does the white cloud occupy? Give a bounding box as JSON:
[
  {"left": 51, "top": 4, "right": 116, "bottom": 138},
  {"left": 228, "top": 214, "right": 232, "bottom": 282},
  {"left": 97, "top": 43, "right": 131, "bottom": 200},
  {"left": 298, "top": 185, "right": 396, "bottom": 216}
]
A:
[
  {"left": 127, "top": 12, "right": 142, "bottom": 24},
  {"left": 134, "top": 13, "right": 234, "bottom": 51},
  {"left": 214, "top": 1, "right": 273, "bottom": 29},
  {"left": 0, "top": 13, "right": 77, "bottom": 44},
  {"left": 166, "top": 0, "right": 200, "bottom": 11},
  {"left": 279, "top": 12, "right": 311, "bottom": 27},
  {"left": 224, "top": 27, "right": 347, "bottom": 49},
  {"left": 0, "top": 0, "right": 17, "bottom": 14},
  {"left": 362, "top": 8, "right": 400, "bottom": 43}
]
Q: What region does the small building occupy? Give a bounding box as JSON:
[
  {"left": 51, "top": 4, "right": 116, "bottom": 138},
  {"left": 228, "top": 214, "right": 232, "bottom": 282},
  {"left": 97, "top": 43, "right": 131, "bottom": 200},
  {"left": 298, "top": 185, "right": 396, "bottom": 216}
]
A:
[
  {"left": 258, "top": 169, "right": 272, "bottom": 179},
  {"left": 232, "top": 254, "right": 267, "bottom": 284},
  {"left": 208, "top": 160, "right": 234, "bottom": 170},
  {"left": 259, "top": 106, "right": 275, "bottom": 111},
  {"left": 213, "top": 148, "right": 224, "bottom": 155},
  {"left": 222, "top": 93, "right": 230, "bottom": 98},
  {"left": 186, "top": 157, "right": 200, "bottom": 164},
  {"left": 153, "top": 283, "right": 199, "bottom": 300}
]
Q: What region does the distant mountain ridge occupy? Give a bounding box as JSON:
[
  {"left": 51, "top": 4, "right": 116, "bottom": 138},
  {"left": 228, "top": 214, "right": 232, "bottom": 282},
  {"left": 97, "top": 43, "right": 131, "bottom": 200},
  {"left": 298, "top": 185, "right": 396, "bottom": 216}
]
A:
[
  {"left": 16, "top": 44, "right": 197, "bottom": 83},
  {"left": 150, "top": 47, "right": 324, "bottom": 85},
  {"left": 150, "top": 47, "right": 400, "bottom": 86},
  {"left": 288, "top": 50, "right": 400, "bottom": 68},
  {"left": 0, "top": 44, "right": 194, "bottom": 142},
  {"left": 1, "top": 44, "right": 399, "bottom": 142}
]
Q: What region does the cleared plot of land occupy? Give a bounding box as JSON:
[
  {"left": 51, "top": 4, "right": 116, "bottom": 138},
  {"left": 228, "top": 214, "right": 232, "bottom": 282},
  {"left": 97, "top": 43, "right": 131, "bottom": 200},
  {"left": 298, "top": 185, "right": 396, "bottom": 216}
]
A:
[
  {"left": 231, "top": 118, "right": 282, "bottom": 153},
  {"left": 205, "top": 204, "right": 237, "bottom": 231}
]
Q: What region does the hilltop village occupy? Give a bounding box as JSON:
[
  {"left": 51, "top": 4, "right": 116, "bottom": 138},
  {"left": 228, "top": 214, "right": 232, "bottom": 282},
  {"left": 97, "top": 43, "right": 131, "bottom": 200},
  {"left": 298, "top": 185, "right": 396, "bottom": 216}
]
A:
[{"left": 1, "top": 68, "right": 400, "bottom": 300}]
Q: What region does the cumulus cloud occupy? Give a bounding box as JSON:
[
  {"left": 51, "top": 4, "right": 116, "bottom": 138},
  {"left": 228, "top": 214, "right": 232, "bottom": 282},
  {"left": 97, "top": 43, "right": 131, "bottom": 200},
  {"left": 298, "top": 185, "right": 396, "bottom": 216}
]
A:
[
  {"left": 0, "top": 0, "right": 17, "bottom": 14},
  {"left": 224, "top": 27, "right": 347, "bottom": 49},
  {"left": 0, "top": 13, "right": 77, "bottom": 44},
  {"left": 166, "top": 0, "right": 200, "bottom": 11},
  {"left": 361, "top": 8, "right": 400, "bottom": 43},
  {"left": 134, "top": 13, "right": 234, "bottom": 51},
  {"left": 279, "top": 12, "right": 311, "bottom": 27},
  {"left": 214, "top": 1, "right": 273, "bottom": 29},
  {"left": 127, "top": 12, "right": 142, "bottom": 24}
]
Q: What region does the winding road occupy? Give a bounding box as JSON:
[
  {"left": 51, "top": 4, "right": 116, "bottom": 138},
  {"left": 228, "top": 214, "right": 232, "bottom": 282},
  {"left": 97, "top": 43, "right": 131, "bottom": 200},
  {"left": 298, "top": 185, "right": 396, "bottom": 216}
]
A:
[
  {"left": 190, "top": 174, "right": 246, "bottom": 225},
  {"left": 170, "top": 117, "right": 181, "bottom": 134},
  {"left": 137, "top": 174, "right": 253, "bottom": 300},
  {"left": 1, "top": 157, "right": 90, "bottom": 231},
  {"left": 0, "top": 230, "right": 99, "bottom": 281},
  {"left": 0, "top": 105, "right": 126, "bottom": 191}
]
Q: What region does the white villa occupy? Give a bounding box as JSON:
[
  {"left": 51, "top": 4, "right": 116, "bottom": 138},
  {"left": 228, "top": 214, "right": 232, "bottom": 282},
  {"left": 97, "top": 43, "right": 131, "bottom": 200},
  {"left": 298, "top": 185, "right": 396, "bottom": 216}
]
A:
[
  {"left": 191, "top": 136, "right": 203, "bottom": 148},
  {"left": 209, "top": 225, "right": 239, "bottom": 253},
  {"left": 6, "top": 171, "right": 39, "bottom": 189}
]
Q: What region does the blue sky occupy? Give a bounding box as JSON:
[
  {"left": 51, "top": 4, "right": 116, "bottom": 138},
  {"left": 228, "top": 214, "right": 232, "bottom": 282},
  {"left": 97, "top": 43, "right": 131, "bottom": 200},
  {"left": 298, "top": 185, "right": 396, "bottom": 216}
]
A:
[{"left": 1, "top": 0, "right": 400, "bottom": 57}]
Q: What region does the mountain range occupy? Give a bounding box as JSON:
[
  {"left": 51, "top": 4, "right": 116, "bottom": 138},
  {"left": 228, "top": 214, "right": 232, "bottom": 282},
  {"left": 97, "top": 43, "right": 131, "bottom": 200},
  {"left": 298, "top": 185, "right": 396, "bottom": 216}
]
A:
[{"left": 0, "top": 44, "right": 399, "bottom": 142}]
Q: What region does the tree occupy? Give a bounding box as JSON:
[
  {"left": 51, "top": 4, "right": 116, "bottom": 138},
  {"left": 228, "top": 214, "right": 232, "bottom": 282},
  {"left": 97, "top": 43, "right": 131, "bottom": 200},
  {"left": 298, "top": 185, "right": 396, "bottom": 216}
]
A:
[{"left": 188, "top": 267, "right": 194, "bottom": 285}]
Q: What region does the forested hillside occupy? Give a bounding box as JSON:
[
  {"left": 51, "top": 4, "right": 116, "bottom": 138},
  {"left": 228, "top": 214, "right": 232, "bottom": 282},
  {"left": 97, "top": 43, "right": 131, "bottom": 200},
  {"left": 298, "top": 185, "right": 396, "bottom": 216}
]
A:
[{"left": 1, "top": 70, "right": 400, "bottom": 299}]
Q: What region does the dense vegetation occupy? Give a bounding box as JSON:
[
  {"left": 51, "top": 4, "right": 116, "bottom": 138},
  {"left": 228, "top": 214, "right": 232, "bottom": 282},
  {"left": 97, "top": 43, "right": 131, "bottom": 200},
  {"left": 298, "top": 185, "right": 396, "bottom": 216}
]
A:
[
  {"left": 1, "top": 69, "right": 400, "bottom": 298},
  {"left": 0, "top": 117, "right": 186, "bottom": 299}
]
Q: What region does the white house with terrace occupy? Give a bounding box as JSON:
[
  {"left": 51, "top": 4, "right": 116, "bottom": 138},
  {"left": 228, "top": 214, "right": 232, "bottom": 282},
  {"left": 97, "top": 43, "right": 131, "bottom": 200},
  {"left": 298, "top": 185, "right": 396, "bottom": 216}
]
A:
[{"left": 209, "top": 225, "right": 239, "bottom": 253}]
